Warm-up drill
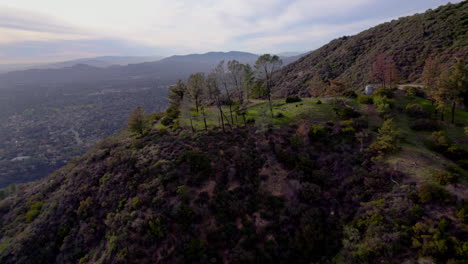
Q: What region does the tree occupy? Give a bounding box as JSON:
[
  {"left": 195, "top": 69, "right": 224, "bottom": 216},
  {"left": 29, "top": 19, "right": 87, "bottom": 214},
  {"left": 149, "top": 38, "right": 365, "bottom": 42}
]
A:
[
  {"left": 187, "top": 73, "right": 207, "bottom": 130},
  {"left": 206, "top": 72, "right": 226, "bottom": 132},
  {"left": 187, "top": 73, "right": 205, "bottom": 113},
  {"left": 369, "top": 118, "right": 400, "bottom": 157},
  {"left": 308, "top": 74, "right": 326, "bottom": 97},
  {"left": 434, "top": 59, "right": 467, "bottom": 123},
  {"left": 328, "top": 79, "right": 346, "bottom": 101},
  {"left": 370, "top": 54, "right": 399, "bottom": 88},
  {"left": 128, "top": 106, "right": 150, "bottom": 136},
  {"left": 168, "top": 80, "right": 186, "bottom": 107},
  {"left": 243, "top": 64, "right": 256, "bottom": 100},
  {"left": 255, "top": 54, "right": 283, "bottom": 117},
  {"left": 215, "top": 61, "right": 235, "bottom": 125},
  {"left": 227, "top": 60, "right": 246, "bottom": 105},
  {"left": 162, "top": 80, "right": 186, "bottom": 125}
]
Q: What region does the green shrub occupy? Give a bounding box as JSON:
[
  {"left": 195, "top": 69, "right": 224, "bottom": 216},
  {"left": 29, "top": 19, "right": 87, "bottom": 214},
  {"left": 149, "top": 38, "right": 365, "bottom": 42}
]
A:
[
  {"left": 285, "top": 95, "right": 302, "bottom": 103},
  {"left": 405, "top": 104, "right": 429, "bottom": 118},
  {"left": 357, "top": 95, "right": 374, "bottom": 104},
  {"left": 418, "top": 183, "right": 451, "bottom": 203},
  {"left": 275, "top": 112, "right": 285, "bottom": 118},
  {"left": 316, "top": 100, "right": 322, "bottom": 104},
  {"left": 127, "top": 107, "right": 150, "bottom": 136},
  {"left": 404, "top": 86, "right": 425, "bottom": 97},
  {"left": 426, "top": 131, "right": 450, "bottom": 152},
  {"left": 309, "top": 125, "right": 328, "bottom": 140},
  {"left": 445, "top": 146, "right": 468, "bottom": 161},
  {"left": 132, "top": 197, "right": 141, "bottom": 209},
  {"left": 149, "top": 112, "right": 165, "bottom": 122},
  {"left": 374, "top": 87, "right": 394, "bottom": 98},
  {"left": 434, "top": 171, "right": 459, "bottom": 185},
  {"left": 373, "top": 96, "right": 394, "bottom": 116},
  {"left": 455, "top": 204, "right": 467, "bottom": 224},
  {"left": 335, "top": 106, "right": 361, "bottom": 120},
  {"left": 25, "top": 201, "right": 44, "bottom": 223}
]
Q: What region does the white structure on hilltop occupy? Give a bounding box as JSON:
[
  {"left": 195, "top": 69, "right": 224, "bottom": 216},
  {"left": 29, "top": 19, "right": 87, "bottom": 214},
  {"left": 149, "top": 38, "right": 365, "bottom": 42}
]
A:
[{"left": 365, "top": 85, "right": 375, "bottom": 95}]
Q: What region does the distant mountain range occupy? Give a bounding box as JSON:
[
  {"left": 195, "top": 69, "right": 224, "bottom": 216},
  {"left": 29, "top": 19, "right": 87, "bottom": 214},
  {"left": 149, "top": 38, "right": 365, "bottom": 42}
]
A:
[
  {"left": 0, "top": 51, "right": 304, "bottom": 86},
  {"left": 272, "top": 1, "right": 468, "bottom": 96},
  {"left": 0, "top": 56, "right": 163, "bottom": 74}
]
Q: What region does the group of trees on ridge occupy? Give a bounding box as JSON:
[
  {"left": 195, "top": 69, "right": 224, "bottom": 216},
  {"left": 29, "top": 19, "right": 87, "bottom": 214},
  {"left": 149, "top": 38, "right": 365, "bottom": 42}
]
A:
[
  {"left": 127, "top": 52, "right": 467, "bottom": 136},
  {"left": 129, "top": 54, "right": 283, "bottom": 134}
]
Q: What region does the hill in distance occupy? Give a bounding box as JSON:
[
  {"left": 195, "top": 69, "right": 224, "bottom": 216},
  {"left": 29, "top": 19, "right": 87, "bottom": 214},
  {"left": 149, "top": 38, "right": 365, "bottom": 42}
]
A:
[
  {"left": 0, "top": 51, "right": 304, "bottom": 87},
  {"left": 272, "top": 1, "right": 468, "bottom": 96},
  {"left": 0, "top": 56, "right": 164, "bottom": 74}
]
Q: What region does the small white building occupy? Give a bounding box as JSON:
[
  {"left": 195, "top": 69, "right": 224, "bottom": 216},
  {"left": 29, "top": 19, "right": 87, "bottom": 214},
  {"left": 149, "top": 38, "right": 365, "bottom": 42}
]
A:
[{"left": 365, "top": 85, "right": 375, "bottom": 95}]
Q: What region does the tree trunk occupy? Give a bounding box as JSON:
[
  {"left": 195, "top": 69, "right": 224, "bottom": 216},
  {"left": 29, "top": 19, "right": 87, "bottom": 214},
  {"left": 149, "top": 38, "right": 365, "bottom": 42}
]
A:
[
  {"left": 451, "top": 102, "right": 456, "bottom": 124},
  {"left": 202, "top": 106, "right": 207, "bottom": 131},
  {"left": 189, "top": 116, "right": 195, "bottom": 132},
  {"left": 218, "top": 107, "right": 225, "bottom": 132},
  {"left": 229, "top": 104, "right": 234, "bottom": 126}
]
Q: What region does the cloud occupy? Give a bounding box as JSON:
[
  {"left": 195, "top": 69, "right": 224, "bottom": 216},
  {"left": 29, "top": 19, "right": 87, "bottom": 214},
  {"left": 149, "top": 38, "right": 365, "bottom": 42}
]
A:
[{"left": 0, "top": 0, "right": 461, "bottom": 62}]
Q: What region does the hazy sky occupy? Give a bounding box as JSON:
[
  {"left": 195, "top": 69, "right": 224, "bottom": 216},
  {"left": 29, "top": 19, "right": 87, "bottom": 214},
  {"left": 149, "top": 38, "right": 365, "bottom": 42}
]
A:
[{"left": 0, "top": 0, "right": 462, "bottom": 63}]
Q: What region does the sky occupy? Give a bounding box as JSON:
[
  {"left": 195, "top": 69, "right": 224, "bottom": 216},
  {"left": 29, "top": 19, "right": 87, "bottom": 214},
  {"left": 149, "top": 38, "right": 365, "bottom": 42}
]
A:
[{"left": 0, "top": 0, "right": 462, "bottom": 63}]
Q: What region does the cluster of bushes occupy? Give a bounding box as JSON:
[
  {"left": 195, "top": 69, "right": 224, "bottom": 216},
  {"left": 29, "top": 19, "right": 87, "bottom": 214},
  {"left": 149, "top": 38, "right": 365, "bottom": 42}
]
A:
[
  {"left": 309, "top": 125, "right": 329, "bottom": 140},
  {"left": 334, "top": 106, "right": 361, "bottom": 120},
  {"left": 373, "top": 87, "right": 395, "bottom": 98},
  {"left": 433, "top": 170, "right": 459, "bottom": 185},
  {"left": 426, "top": 131, "right": 468, "bottom": 169},
  {"left": 418, "top": 183, "right": 452, "bottom": 203},
  {"left": 161, "top": 104, "right": 181, "bottom": 126},
  {"left": 342, "top": 90, "right": 358, "bottom": 98},
  {"left": 25, "top": 201, "right": 44, "bottom": 223},
  {"left": 404, "top": 86, "right": 425, "bottom": 97},
  {"left": 373, "top": 95, "right": 394, "bottom": 117},
  {"left": 357, "top": 95, "right": 373, "bottom": 104},
  {"left": 285, "top": 95, "right": 302, "bottom": 103},
  {"left": 405, "top": 103, "right": 429, "bottom": 118}
]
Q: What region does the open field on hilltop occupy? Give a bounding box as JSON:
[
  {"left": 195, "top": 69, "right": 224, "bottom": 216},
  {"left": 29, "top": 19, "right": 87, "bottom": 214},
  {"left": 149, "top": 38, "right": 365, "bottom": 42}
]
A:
[
  {"left": 155, "top": 92, "right": 468, "bottom": 190},
  {"left": 174, "top": 98, "right": 336, "bottom": 131}
]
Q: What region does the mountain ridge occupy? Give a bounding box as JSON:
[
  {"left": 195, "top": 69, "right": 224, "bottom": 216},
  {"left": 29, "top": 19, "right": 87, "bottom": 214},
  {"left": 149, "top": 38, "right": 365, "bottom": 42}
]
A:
[{"left": 271, "top": 1, "right": 468, "bottom": 96}]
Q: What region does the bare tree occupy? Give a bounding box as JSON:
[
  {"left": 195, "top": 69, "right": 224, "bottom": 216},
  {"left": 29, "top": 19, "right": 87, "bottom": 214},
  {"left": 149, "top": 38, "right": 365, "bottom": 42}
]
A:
[
  {"left": 227, "top": 60, "right": 246, "bottom": 105},
  {"left": 206, "top": 72, "right": 226, "bottom": 132},
  {"left": 370, "top": 53, "right": 399, "bottom": 88},
  {"left": 254, "top": 54, "right": 282, "bottom": 117},
  {"left": 214, "top": 61, "right": 235, "bottom": 125}
]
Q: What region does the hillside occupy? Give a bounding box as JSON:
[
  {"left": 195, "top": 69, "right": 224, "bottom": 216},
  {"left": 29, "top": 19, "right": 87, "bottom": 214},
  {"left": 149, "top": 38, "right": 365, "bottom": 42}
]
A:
[
  {"left": 272, "top": 1, "right": 468, "bottom": 96},
  {"left": 0, "top": 88, "right": 467, "bottom": 263}
]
